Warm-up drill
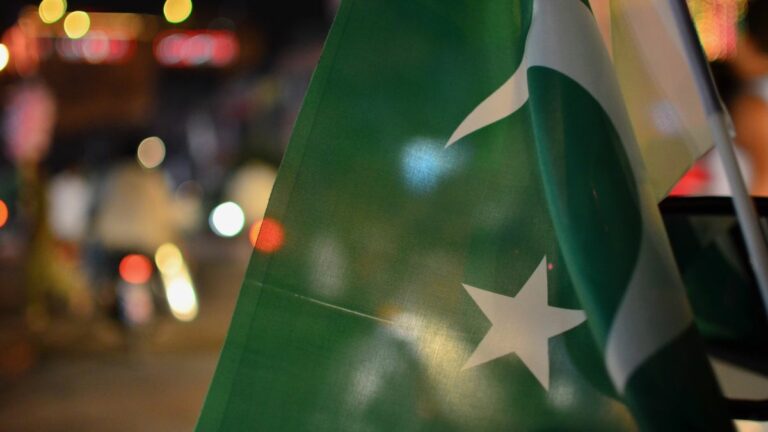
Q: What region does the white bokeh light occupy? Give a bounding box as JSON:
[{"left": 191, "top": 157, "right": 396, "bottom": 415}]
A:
[
  {"left": 165, "top": 276, "right": 198, "bottom": 322},
  {"left": 209, "top": 201, "right": 245, "bottom": 237},
  {"left": 0, "top": 44, "right": 9, "bottom": 72}
]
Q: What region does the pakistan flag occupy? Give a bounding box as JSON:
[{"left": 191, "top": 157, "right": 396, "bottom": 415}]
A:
[{"left": 198, "top": 0, "right": 734, "bottom": 430}]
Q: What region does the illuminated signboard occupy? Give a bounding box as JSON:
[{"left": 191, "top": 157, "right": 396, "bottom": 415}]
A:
[
  {"left": 154, "top": 30, "right": 239, "bottom": 68},
  {"left": 56, "top": 31, "right": 136, "bottom": 64}
]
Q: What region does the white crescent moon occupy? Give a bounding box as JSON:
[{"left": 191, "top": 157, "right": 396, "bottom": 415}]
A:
[{"left": 446, "top": 0, "right": 635, "bottom": 152}]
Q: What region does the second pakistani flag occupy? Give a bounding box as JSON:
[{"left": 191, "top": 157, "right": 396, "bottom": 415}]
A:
[{"left": 198, "top": 0, "right": 734, "bottom": 430}]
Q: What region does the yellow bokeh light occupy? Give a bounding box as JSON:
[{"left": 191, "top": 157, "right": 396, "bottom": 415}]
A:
[
  {"left": 63, "top": 11, "right": 90, "bottom": 39},
  {"left": 136, "top": 136, "right": 166, "bottom": 169},
  {"left": 155, "top": 243, "right": 183, "bottom": 275},
  {"left": 0, "top": 44, "right": 9, "bottom": 72},
  {"left": 163, "top": 0, "right": 193, "bottom": 24},
  {"left": 154, "top": 242, "right": 198, "bottom": 322},
  {"left": 38, "top": 0, "right": 67, "bottom": 24}
]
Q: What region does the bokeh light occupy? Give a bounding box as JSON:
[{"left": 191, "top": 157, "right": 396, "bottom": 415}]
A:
[
  {"left": 154, "top": 243, "right": 198, "bottom": 322},
  {"left": 249, "top": 218, "right": 285, "bottom": 253},
  {"left": 38, "top": 0, "right": 67, "bottom": 24},
  {"left": 136, "top": 136, "right": 166, "bottom": 169},
  {"left": 163, "top": 0, "right": 193, "bottom": 24},
  {"left": 63, "top": 11, "right": 90, "bottom": 39},
  {"left": 400, "top": 138, "right": 459, "bottom": 194},
  {"left": 154, "top": 30, "right": 240, "bottom": 67},
  {"left": 155, "top": 243, "right": 183, "bottom": 275},
  {"left": 165, "top": 277, "right": 198, "bottom": 321},
  {"left": 0, "top": 200, "right": 8, "bottom": 229},
  {"left": 0, "top": 44, "right": 8, "bottom": 73},
  {"left": 119, "top": 254, "right": 153, "bottom": 284},
  {"left": 209, "top": 202, "right": 245, "bottom": 237}
]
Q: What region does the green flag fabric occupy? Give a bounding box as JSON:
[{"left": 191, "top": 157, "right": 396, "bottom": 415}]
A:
[{"left": 198, "top": 0, "right": 733, "bottom": 430}]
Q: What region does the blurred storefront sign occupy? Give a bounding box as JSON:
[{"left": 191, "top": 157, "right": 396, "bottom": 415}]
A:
[
  {"left": 42, "top": 46, "right": 155, "bottom": 134},
  {"left": 1, "top": 22, "right": 42, "bottom": 76},
  {"left": 1, "top": 9, "right": 243, "bottom": 70},
  {"left": 2, "top": 9, "right": 156, "bottom": 72}
]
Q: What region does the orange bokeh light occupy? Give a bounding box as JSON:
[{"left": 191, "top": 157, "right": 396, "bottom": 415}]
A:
[
  {"left": 119, "top": 254, "right": 153, "bottom": 284},
  {"left": 249, "top": 218, "right": 284, "bottom": 254},
  {"left": 0, "top": 200, "right": 8, "bottom": 228}
]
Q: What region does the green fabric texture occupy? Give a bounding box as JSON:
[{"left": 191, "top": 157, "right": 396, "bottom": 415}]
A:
[{"left": 197, "top": 0, "right": 732, "bottom": 430}]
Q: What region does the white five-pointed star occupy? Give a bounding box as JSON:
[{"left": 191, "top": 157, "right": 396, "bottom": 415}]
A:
[{"left": 462, "top": 257, "right": 586, "bottom": 390}]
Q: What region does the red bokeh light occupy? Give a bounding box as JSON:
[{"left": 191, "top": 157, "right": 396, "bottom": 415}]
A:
[
  {"left": 669, "top": 163, "right": 710, "bottom": 196},
  {"left": 249, "top": 218, "right": 285, "bottom": 254},
  {"left": 0, "top": 200, "right": 8, "bottom": 228},
  {"left": 154, "top": 30, "right": 239, "bottom": 68},
  {"left": 56, "top": 35, "right": 136, "bottom": 65},
  {"left": 119, "top": 254, "right": 153, "bottom": 284}
]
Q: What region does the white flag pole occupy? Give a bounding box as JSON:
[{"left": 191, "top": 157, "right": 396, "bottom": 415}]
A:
[{"left": 668, "top": 0, "right": 768, "bottom": 314}]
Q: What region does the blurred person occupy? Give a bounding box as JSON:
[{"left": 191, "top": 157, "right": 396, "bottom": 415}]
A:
[
  {"left": 89, "top": 160, "right": 177, "bottom": 327},
  {"left": 48, "top": 167, "right": 93, "bottom": 244},
  {"left": 722, "top": 0, "right": 768, "bottom": 196},
  {"left": 93, "top": 162, "right": 176, "bottom": 255}
]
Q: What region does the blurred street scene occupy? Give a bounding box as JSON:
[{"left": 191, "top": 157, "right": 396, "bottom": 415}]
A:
[
  {"left": 0, "top": 237, "right": 248, "bottom": 431},
  {"left": 0, "top": 0, "right": 333, "bottom": 429}
]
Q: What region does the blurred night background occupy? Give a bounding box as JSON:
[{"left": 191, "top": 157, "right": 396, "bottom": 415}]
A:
[
  {"left": 0, "top": 0, "right": 333, "bottom": 430},
  {"left": 0, "top": 0, "right": 756, "bottom": 430}
]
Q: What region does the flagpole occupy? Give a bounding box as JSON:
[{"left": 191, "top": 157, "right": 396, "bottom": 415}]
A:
[{"left": 668, "top": 0, "right": 768, "bottom": 314}]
